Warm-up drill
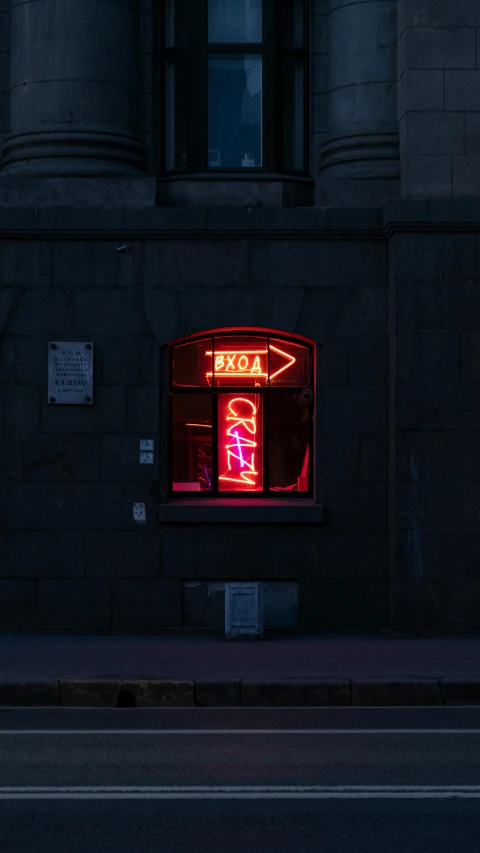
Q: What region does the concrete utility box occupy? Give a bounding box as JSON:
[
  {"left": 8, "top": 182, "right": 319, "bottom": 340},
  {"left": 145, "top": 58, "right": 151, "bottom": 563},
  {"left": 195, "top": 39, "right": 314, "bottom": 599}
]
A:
[{"left": 225, "top": 583, "right": 263, "bottom": 639}]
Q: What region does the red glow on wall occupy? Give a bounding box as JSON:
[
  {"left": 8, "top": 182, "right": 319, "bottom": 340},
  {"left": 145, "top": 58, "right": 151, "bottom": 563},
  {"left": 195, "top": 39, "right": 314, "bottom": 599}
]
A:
[{"left": 218, "top": 395, "right": 263, "bottom": 491}]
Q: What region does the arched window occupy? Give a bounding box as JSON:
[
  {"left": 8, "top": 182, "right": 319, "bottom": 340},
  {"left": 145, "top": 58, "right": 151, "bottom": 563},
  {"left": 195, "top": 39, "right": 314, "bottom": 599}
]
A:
[
  {"left": 169, "top": 329, "right": 314, "bottom": 497},
  {"left": 162, "top": 0, "right": 308, "bottom": 175}
]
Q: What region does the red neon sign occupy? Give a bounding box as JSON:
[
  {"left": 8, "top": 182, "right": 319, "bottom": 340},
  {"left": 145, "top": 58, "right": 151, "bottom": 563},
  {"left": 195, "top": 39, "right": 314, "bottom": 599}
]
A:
[
  {"left": 218, "top": 395, "right": 263, "bottom": 491},
  {"left": 206, "top": 345, "right": 296, "bottom": 384}
]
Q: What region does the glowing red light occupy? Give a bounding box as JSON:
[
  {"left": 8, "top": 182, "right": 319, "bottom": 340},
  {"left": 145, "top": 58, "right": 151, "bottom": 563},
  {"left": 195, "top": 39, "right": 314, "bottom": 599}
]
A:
[
  {"left": 206, "top": 350, "right": 268, "bottom": 380},
  {"left": 218, "top": 395, "right": 262, "bottom": 491},
  {"left": 268, "top": 345, "right": 296, "bottom": 381},
  {"left": 206, "top": 345, "right": 296, "bottom": 384}
]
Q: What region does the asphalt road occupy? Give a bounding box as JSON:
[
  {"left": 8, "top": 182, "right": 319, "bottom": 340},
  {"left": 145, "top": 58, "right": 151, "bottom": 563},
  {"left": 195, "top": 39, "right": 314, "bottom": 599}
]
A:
[{"left": 2, "top": 707, "right": 480, "bottom": 852}]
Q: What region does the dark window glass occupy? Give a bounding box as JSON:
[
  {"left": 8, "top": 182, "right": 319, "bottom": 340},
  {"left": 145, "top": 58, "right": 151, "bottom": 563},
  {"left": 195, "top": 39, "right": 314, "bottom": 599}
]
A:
[
  {"left": 282, "top": 0, "right": 304, "bottom": 48},
  {"left": 171, "top": 338, "right": 212, "bottom": 387},
  {"left": 208, "top": 56, "right": 262, "bottom": 168},
  {"left": 208, "top": 0, "right": 262, "bottom": 43},
  {"left": 166, "top": 0, "right": 187, "bottom": 46},
  {"left": 162, "top": 1, "right": 308, "bottom": 176},
  {"left": 268, "top": 338, "right": 310, "bottom": 386},
  {"left": 172, "top": 395, "right": 213, "bottom": 491},
  {"left": 268, "top": 394, "right": 310, "bottom": 492}
]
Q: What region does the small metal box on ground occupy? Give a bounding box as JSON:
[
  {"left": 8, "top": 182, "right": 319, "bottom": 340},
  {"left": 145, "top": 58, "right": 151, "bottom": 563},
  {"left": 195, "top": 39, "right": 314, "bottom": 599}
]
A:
[{"left": 225, "top": 582, "right": 264, "bottom": 639}]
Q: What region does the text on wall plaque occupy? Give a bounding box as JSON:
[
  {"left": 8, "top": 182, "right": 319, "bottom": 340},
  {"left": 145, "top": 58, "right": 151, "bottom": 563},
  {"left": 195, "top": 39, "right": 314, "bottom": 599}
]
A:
[{"left": 48, "top": 342, "right": 94, "bottom": 405}]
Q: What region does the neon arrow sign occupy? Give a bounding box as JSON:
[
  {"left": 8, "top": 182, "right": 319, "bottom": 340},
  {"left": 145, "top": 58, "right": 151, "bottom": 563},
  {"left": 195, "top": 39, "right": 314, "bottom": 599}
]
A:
[{"left": 206, "top": 345, "right": 296, "bottom": 383}]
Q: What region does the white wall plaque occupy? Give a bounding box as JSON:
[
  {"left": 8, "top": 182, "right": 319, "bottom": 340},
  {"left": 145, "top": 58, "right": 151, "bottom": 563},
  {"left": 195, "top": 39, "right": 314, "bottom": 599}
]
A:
[
  {"left": 140, "top": 439, "right": 154, "bottom": 451},
  {"left": 48, "top": 342, "right": 93, "bottom": 405},
  {"left": 139, "top": 452, "right": 154, "bottom": 464}
]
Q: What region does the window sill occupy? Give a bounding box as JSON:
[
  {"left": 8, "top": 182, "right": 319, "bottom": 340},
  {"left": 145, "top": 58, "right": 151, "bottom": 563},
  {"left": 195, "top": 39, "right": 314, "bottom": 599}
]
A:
[
  {"left": 156, "top": 175, "right": 313, "bottom": 208},
  {"left": 157, "top": 172, "right": 313, "bottom": 183},
  {"left": 159, "top": 500, "right": 323, "bottom": 524}
]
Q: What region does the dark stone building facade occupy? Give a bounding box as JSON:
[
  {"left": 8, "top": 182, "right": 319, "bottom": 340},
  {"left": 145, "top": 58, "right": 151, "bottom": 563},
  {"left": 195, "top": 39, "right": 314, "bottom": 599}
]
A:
[{"left": 0, "top": 0, "right": 479, "bottom": 634}]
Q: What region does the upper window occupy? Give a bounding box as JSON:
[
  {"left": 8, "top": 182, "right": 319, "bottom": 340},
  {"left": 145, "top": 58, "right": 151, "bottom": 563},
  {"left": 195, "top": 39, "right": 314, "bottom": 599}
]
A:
[
  {"left": 169, "top": 330, "right": 314, "bottom": 497},
  {"left": 162, "top": 0, "right": 308, "bottom": 175}
]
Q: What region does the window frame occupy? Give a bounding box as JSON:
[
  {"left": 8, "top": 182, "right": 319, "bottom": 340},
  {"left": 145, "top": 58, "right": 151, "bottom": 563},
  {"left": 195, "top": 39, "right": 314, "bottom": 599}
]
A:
[
  {"left": 160, "top": 0, "right": 309, "bottom": 177},
  {"left": 168, "top": 329, "right": 315, "bottom": 500}
]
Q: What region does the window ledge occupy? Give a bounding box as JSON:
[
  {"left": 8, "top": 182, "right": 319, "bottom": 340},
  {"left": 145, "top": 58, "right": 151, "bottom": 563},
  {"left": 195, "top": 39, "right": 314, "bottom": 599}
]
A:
[
  {"left": 159, "top": 500, "right": 323, "bottom": 524},
  {"left": 156, "top": 176, "right": 313, "bottom": 208},
  {"left": 157, "top": 172, "right": 313, "bottom": 183}
]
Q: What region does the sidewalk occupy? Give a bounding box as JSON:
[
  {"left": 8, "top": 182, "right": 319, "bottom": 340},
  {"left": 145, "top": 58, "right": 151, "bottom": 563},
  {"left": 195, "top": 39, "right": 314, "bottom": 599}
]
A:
[{"left": 1, "top": 634, "right": 480, "bottom": 707}]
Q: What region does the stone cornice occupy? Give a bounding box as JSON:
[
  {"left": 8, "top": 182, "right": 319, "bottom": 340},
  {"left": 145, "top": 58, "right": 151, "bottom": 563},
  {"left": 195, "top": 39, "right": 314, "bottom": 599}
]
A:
[
  {"left": 0, "top": 200, "right": 479, "bottom": 241},
  {"left": 383, "top": 199, "right": 480, "bottom": 236},
  {"left": 0, "top": 207, "right": 385, "bottom": 240}
]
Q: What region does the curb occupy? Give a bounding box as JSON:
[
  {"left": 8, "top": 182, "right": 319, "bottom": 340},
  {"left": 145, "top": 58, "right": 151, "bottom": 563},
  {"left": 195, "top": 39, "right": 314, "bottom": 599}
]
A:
[{"left": 1, "top": 678, "right": 480, "bottom": 707}]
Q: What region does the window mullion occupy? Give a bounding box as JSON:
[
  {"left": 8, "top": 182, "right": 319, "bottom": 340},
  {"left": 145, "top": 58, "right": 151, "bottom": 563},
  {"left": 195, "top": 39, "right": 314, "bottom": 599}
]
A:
[
  {"left": 282, "top": 48, "right": 308, "bottom": 60},
  {"left": 262, "top": 0, "right": 277, "bottom": 172},
  {"left": 308, "top": 389, "right": 314, "bottom": 497},
  {"left": 263, "top": 392, "right": 269, "bottom": 496},
  {"left": 168, "top": 391, "right": 173, "bottom": 497},
  {"left": 208, "top": 44, "right": 262, "bottom": 54},
  {"left": 188, "top": 0, "right": 207, "bottom": 171},
  {"left": 303, "top": 56, "right": 309, "bottom": 177},
  {"left": 212, "top": 392, "right": 219, "bottom": 496}
]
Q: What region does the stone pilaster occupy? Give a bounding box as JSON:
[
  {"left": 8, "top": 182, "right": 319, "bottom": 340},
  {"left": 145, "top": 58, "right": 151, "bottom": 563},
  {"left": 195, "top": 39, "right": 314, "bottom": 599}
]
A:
[
  {"left": 398, "top": 0, "right": 480, "bottom": 199},
  {"left": 0, "top": 1, "right": 8, "bottom": 157},
  {"left": 310, "top": 0, "right": 329, "bottom": 183},
  {"left": 317, "top": 0, "right": 400, "bottom": 207},
  {"left": 1, "top": 0, "right": 146, "bottom": 176}
]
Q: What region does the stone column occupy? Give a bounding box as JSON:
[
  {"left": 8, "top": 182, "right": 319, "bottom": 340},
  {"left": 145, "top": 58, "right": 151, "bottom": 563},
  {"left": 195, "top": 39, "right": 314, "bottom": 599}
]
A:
[
  {"left": 317, "top": 0, "right": 400, "bottom": 206},
  {"left": 1, "top": 0, "right": 146, "bottom": 175}
]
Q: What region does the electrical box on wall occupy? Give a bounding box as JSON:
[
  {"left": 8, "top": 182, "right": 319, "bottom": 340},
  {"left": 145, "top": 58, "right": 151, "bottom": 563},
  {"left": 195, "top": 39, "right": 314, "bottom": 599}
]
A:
[
  {"left": 225, "top": 582, "right": 264, "bottom": 640},
  {"left": 139, "top": 439, "right": 154, "bottom": 464}
]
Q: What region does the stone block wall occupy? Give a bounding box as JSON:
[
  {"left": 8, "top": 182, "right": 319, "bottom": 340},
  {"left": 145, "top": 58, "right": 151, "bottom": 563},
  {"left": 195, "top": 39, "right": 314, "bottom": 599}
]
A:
[
  {"left": 317, "top": 0, "right": 400, "bottom": 207},
  {"left": 387, "top": 201, "right": 480, "bottom": 632},
  {"left": 4, "top": 202, "right": 480, "bottom": 633},
  {"left": 398, "top": 0, "right": 480, "bottom": 198},
  {"left": 0, "top": 0, "right": 8, "bottom": 157},
  {"left": 0, "top": 209, "right": 389, "bottom": 632},
  {"left": 0, "top": 229, "right": 160, "bottom": 630},
  {"left": 183, "top": 581, "right": 299, "bottom": 628}
]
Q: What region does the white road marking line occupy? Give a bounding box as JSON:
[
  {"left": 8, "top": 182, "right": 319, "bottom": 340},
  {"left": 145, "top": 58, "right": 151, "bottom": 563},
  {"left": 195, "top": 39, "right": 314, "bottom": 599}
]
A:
[
  {"left": 1, "top": 728, "right": 480, "bottom": 735},
  {"left": 4, "top": 785, "right": 480, "bottom": 791},
  {"left": 0, "top": 786, "right": 480, "bottom": 800},
  {"left": 2, "top": 706, "right": 473, "bottom": 710}
]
